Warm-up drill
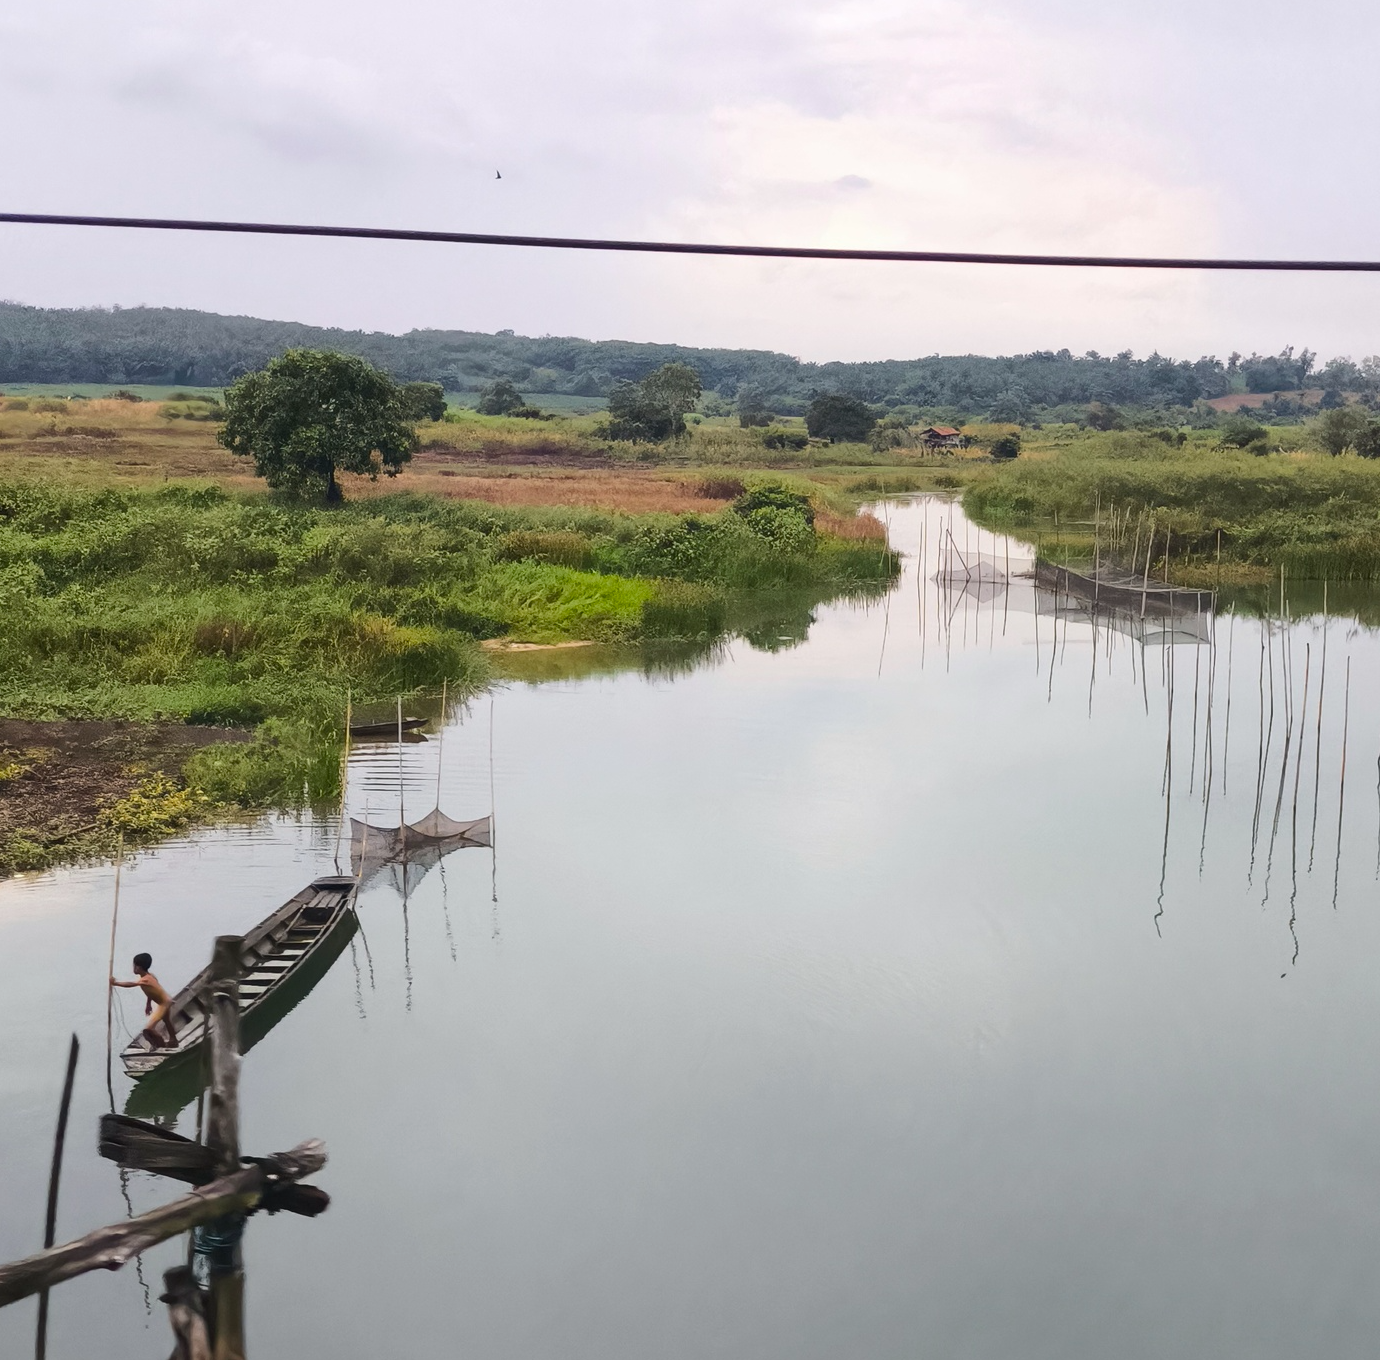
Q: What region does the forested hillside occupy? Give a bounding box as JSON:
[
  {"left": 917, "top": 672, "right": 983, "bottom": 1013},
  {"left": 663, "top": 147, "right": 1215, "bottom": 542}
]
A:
[{"left": 0, "top": 302, "right": 1366, "bottom": 417}]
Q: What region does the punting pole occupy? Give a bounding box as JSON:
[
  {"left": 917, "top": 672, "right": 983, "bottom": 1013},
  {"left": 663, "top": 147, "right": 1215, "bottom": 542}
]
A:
[{"left": 104, "top": 834, "right": 124, "bottom": 1112}]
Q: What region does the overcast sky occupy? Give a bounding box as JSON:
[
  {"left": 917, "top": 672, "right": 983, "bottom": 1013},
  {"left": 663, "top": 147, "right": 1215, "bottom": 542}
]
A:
[{"left": 2, "top": 0, "right": 1377, "bottom": 362}]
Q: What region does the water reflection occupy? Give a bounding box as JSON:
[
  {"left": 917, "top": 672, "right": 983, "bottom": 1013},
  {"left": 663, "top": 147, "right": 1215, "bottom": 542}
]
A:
[{"left": 11, "top": 497, "right": 1380, "bottom": 1360}]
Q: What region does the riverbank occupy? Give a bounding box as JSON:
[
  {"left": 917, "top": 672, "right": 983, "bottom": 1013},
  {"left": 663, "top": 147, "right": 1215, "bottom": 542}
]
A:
[
  {"left": 0, "top": 478, "right": 897, "bottom": 875},
  {"left": 962, "top": 427, "right": 1380, "bottom": 581}
]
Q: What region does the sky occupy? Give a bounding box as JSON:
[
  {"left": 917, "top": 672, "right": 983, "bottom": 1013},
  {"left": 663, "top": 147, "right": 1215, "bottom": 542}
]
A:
[{"left": 1, "top": 0, "right": 1378, "bottom": 363}]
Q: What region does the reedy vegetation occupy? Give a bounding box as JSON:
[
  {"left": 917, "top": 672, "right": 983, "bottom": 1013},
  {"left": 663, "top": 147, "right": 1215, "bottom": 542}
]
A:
[
  {"left": 964, "top": 427, "right": 1380, "bottom": 580},
  {"left": 0, "top": 480, "right": 896, "bottom": 812}
]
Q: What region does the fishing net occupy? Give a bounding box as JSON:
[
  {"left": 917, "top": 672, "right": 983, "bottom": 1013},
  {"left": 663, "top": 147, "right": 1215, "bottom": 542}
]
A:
[
  {"left": 934, "top": 544, "right": 1035, "bottom": 585},
  {"left": 349, "top": 812, "right": 492, "bottom": 885}
]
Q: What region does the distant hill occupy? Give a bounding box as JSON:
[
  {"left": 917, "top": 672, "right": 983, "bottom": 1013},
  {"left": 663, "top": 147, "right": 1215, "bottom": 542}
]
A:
[{"left": 0, "top": 302, "right": 1343, "bottom": 418}]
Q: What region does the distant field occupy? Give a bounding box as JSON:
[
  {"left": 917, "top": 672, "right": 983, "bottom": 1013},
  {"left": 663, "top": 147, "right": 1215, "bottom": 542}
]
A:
[
  {"left": 0, "top": 382, "right": 611, "bottom": 412},
  {"left": 1204, "top": 389, "right": 1327, "bottom": 411},
  {"left": 0, "top": 381, "right": 224, "bottom": 400}
]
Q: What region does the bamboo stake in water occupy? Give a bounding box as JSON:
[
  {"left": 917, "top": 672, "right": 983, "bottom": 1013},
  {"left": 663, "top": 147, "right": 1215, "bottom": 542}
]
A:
[{"left": 434, "top": 679, "right": 447, "bottom": 811}]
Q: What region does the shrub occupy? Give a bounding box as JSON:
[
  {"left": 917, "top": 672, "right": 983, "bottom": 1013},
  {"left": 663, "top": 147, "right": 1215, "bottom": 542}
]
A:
[
  {"left": 731, "top": 484, "right": 815, "bottom": 526},
  {"left": 107, "top": 390, "right": 144, "bottom": 402},
  {"left": 493, "top": 530, "right": 594, "bottom": 568},
  {"left": 762, "top": 427, "right": 809, "bottom": 450},
  {"left": 33, "top": 400, "right": 69, "bottom": 414},
  {"left": 4, "top": 398, "right": 29, "bottom": 411},
  {"left": 990, "top": 434, "right": 1021, "bottom": 460},
  {"left": 641, "top": 580, "right": 727, "bottom": 639}
]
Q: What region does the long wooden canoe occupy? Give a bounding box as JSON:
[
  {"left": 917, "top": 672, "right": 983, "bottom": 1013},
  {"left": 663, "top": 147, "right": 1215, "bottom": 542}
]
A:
[{"left": 120, "top": 876, "right": 358, "bottom": 1080}]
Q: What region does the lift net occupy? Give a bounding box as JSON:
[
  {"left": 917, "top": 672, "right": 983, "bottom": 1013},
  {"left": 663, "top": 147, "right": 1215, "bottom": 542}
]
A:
[
  {"left": 934, "top": 544, "right": 1035, "bottom": 586},
  {"left": 350, "top": 811, "right": 492, "bottom": 877}
]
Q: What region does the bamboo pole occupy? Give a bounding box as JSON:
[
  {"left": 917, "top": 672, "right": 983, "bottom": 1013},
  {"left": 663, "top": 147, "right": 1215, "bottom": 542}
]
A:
[
  {"left": 434, "top": 679, "right": 447, "bottom": 811},
  {"left": 104, "top": 835, "right": 124, "bottom": 1112},
  {"left": 35, "top": 1035, "right": 79, "bottom": 1360}
]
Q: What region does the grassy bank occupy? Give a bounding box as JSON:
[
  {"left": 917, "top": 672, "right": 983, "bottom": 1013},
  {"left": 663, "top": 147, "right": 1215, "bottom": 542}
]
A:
[
  {"left": 0, "top": 478, "right": 896, "bottom": 870},
  {"left": 962, "top": 428, "right": 1380, "bottom": 580}
]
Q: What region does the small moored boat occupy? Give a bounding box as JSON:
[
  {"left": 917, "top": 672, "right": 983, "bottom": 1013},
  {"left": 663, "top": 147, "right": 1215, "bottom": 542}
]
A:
[
  {"left": 349, "top": 716, "right": 427, "bottom": 740},
  {"left": 120, "top": 876, "right": 358, "bottom": 1080}
]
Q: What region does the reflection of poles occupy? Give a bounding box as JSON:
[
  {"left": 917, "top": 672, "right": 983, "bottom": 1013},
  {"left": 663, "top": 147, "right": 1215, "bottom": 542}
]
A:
[
  {"left": 1332, "top": 656, "right": 1352, "bottom": 911},
  {"left": 1309, "top": 582, "right": 1329, "bottom": 872},
  {"left": 1221, "top": 613, "right": 1235, "bottom": 796},
  {"left": 35, "top": 1035, "right": 79, "bottom": 1360}
]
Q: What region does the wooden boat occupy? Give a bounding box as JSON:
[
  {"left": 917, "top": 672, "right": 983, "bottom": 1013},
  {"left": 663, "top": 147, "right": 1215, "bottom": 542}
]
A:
[
  {"left": 120, "top": 876, "right": 359, "bottom": 1081},
  {"left": 349, "top": 716, "right": 427, "bottom": 740}
]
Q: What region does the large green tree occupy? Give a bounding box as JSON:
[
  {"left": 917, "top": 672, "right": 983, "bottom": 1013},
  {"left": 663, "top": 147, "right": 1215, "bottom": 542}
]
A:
[
  {"left": 805, "top": 393, "right": 875, "bottom": 443},
  {"left": 219, "top": 350, "right": 417, "bottom": 501},
  {"left": 606, "top": 362, "right": 704, "bottom": 442}
]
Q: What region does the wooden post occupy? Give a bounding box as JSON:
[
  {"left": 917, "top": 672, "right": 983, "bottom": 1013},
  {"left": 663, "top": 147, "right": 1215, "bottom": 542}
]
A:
[
  {"left": 206, "top": 938, "right": 242, "bottom": 1172},
  {"left": 203, "top": 936, "right": 245, "bottom": 1360}
]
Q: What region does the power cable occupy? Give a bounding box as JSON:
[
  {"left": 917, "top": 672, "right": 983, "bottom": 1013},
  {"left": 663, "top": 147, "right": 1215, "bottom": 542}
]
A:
[{"left": 5, "top": 211, "right": 1380, "bottom": 271}]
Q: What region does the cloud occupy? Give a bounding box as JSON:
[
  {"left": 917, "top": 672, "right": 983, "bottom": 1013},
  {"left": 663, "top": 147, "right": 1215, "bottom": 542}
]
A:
[{"left": 0, "top": 0, "right": 1376, "bottom": 362}]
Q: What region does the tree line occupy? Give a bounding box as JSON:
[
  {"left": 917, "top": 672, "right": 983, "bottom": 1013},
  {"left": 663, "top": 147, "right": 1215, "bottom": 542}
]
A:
[{"left": 3, "top": 302, "right": 1370, "bottom": 415}]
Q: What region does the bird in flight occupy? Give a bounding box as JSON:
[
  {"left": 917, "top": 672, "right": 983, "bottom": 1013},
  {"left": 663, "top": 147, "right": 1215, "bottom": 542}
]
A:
[{"left": 495, "top": 170, "right": 502, "bottom": 179}]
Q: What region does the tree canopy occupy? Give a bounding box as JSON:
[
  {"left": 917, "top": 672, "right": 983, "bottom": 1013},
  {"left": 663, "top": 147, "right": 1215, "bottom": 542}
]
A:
[
  {"left": 805, "top": 393, "right": 876, "bottom": 443},
  {"left": 605, "top": 362, "right": 704, "bottom": 442},
  {"left": 218, "top": 349, "right": 417, "bottom": 501},
  {"left": 476, "top": 378, "right": 526, "bottom": 415},
  {"left": 401, "top": 381, "right": 446, "bottom": 422}
]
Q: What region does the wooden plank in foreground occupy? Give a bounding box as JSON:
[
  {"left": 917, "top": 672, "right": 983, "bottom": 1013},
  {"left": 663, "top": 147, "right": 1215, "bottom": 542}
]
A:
[{"left": 0, "top": 1141, "right": 325, "bottom": 1309}]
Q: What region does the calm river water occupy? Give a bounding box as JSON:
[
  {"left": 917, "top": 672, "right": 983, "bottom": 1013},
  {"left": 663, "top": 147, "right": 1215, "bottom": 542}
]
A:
[{"left": 6, "top": 497, "right": 1380, "bottom": 1359}]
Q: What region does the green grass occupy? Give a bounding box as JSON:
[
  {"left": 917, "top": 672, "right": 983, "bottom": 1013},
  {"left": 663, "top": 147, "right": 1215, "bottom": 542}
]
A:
[
  {"left": 963, "top": 430, "right": 1380, "bottom": 580},
  {"left": 0, "top": 480, "right": 898, "bottom": 813}
]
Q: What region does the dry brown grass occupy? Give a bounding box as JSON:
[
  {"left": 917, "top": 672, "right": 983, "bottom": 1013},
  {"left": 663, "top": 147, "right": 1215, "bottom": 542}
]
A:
[
  {"left": 816, "top": 509, "right": 887, "bottom": 540},
  {"left": 341, "top": 466, "right": 734, "bottom": 514}
]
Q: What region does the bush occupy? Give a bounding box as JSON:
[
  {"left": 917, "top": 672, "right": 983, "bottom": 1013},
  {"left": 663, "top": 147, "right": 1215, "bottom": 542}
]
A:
[
  {"left": 762, "top": 427, "right": 809, "bottom": 450},
  {"left": 1218, "top": 416, "right": 1269, "bottom": 451},
  {"left": 493, "top": 530, "right": 594, "bottom": 569},
  {"left": 641, "top": 580, "right": 728, "bottom": 639},
  {"left": 731, "top": 483, "right": 815, "bottom": 526},
  {"left": 107, "top": 390, "right": 144, "bottom": 402},
  {"left": 990, "top": 434, "right": 1021, "bottom": 460},
  {"left": 1085, "top": 402, "right": 1124, "bottom": 431}
]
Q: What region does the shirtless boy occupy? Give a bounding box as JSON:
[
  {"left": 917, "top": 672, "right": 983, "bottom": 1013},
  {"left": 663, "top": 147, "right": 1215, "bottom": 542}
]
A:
[{"left": 111, "top": 953, "right": 178, "bottom": 1048}]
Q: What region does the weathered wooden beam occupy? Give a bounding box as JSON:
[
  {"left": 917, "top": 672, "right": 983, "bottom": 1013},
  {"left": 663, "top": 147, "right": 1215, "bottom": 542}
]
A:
[
  {"left": 0, "top": 1141, "right": 325, "bottom": 1309},
  {"left": 98, "top": 1114, "right": 219, "bottom": 1185},
  {"left": 161, "top": 1266, "right": 212, "bottom": 1360},
  {"left": 206, "top": 936, "right": 243, "bottom": 1175},
  {"left": 204, "top": 936, "right": 246, "bottom": 1360}
]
